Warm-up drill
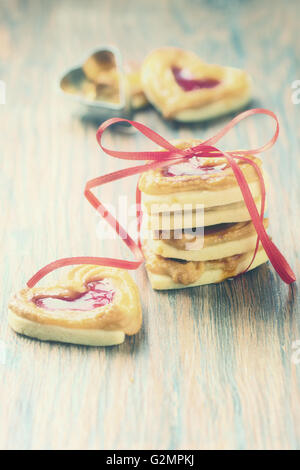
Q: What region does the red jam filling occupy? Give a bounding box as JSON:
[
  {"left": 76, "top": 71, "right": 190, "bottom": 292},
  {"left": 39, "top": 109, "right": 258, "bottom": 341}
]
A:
[
  {"left": 163, "top": 156, "right": 228, "bottom": 177},
  {"left": 34, "top": 280, "right": 115, "bottom": 311},
  {"left": 172, "top": 66, "right": 220, "bottom": 92}
]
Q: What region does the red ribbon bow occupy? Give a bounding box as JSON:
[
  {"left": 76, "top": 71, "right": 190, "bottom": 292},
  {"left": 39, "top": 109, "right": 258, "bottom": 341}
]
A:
[{"left": 27, "top": 108, "right": 296, "bottom": 288}]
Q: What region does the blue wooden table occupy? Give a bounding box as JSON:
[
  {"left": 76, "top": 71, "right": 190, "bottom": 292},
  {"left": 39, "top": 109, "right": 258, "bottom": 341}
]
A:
[{"left": 0, "top": 0, "right": 299, "bottom": 449}]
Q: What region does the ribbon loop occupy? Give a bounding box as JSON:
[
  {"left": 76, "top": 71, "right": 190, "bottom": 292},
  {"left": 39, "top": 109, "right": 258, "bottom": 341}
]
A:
[{"left": 27, "top": 108, "right": 295, "bottom": 288}]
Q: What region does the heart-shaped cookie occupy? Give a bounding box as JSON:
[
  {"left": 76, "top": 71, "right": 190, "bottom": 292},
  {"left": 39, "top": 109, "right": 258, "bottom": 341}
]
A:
[
  {"left": 141, "top": 47, "right": 252, "bottom": 121},
  {"left": 8, "top": 265, "right": 142, "bottom": 346},
  {"left": 138, "top": 138, "right": 264, "bottom": 214}
]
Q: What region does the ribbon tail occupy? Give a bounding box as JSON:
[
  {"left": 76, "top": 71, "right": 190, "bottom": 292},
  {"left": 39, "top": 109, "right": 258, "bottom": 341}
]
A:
[
  {"left": 27, "top": 257, "right": 142, "bottom": 288},
  {"left": 222, "top": 151, "right": 295, "bottom": 284}
]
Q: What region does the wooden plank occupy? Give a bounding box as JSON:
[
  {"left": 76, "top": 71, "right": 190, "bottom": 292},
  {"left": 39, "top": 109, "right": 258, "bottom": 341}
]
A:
[{"left": 0, "top": 0, "right": 299, "bottom": 450}]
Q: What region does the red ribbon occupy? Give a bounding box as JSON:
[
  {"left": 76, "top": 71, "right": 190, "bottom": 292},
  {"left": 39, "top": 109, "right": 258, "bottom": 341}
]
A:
[{"left": 27, "top": 108, "right": 296, "bottom": 288}]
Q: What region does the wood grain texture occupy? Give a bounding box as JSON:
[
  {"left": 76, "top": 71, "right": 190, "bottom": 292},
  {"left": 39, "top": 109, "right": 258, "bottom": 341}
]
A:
[{"left": 0, "top": 0, "right": 300, "bottom": 450}]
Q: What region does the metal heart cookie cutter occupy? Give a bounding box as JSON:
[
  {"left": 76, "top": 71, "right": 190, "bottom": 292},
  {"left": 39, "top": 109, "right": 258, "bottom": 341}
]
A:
[{"left": 59, "top": 45, "right": 130, "bottom": 120}]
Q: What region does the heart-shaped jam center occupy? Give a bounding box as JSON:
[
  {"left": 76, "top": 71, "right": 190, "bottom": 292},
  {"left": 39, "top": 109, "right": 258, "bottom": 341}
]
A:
[
  {"left": 172, "top": 66, "right": 220, "bottom": 92},
  {"left": 34, "top": 280, "right": 115, "bottom": 311},
  {"left": 163, "top": 156, "right": 228, "bottom": 177}
]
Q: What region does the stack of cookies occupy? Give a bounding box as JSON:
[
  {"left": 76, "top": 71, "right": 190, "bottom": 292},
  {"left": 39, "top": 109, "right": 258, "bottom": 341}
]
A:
[{"left": 139, "top": 139, "right": 269, "bottom": 290}]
